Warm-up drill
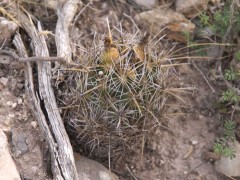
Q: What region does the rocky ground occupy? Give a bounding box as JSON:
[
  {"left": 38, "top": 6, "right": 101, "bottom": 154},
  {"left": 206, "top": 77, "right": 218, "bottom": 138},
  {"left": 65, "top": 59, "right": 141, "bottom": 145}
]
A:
[{"left": 0, "top": 0, "right": 240, "bottom": 180}]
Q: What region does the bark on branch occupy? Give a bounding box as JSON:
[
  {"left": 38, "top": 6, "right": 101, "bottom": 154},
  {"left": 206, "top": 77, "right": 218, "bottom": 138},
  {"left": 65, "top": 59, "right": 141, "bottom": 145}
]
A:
[{"left": 5, "top": 0, "right": 80, "bottom": 179}]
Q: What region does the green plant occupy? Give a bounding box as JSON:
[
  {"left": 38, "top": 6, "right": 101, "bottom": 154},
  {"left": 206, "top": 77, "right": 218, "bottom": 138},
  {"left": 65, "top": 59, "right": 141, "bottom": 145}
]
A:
[
  {"left": 223, "top": 120, "right": 236, "bottom": 139},
  {"left": 235, "top": 51, "right": 240, "bottom": 61},
  {"left": 197, "top": 1, "right": 240, "bottom": 37},
  {"left": 211, "top": 6, "right": 230, "bottom": 36},
  {"left": 210, "top": 3, "right": 240, "bottom": 36},
  {"left": 221, "top": 89, "right": 239, "bottom": 103},
  {"left": 56, "top": 32, "right": 186, "bottom": 159},
  {"left": 199, "top": 12, "right": 210, "bottom": 26},
  {"left": 213, "top": 120, "right": 236, "bottom": 159},
  {"left": 224, "top": 69, "right": 236, "bottom": 81}
]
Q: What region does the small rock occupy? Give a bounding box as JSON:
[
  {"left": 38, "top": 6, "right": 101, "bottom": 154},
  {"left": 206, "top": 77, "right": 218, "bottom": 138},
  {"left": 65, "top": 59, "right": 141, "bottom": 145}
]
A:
[
  {"left": 132, "top": 0, "right": 158, "bottom": 8},
  {"left": 12, "top": 131, "right": 28, "bottom": 157},
  {"left": 198, "top": 115, "right": 204, "bottom": 120},
  {"left": 17, "top": 98, "right": 23, "bottom": 104},
  {"left": 99, "top": 171, "right": 111, "bottom": 180},
  {"left": 191, "top": 140, "right": 198, "bottom": 146},
  {"left": 12, "top": 102, "right": 17, "bottom": 108},
  {"left": 0, "top": 17, "right": 18, "bottom": 46},
  {"left": 8, "top": 113, "right": 15, "bottom": 118},
  {"left": 16, "top": 83, "right": 24, "bottom": 90},
  {"left": 22, "top": 111, "right": 29, "bottom": 121},
  {"left": 31, "top": 121, "right": 38, "bottom": 129},
  {"left": 215, "top": 141, "right": 240, "bottom": 177},
  {"left": 75, "top": 154, "right": 119, "bottom": 180},
  {"left": 0, "top": 77, "right": 8, "bottom": 86},
  {"left": 134, "top": 7, "right": 195, "bottom": 42},
  {"left": 176, "top": 0, "right": 209, "bottom": 18},
  {"left": 6, "top": 101, "right": 13, "bottom": 106},
  {"left": 183, "top": 171, "right": 188, "bottom": 175},
  {"left": 0, "top": 129, "right": 21, "bottom": 180},
  {"left": 43, "top": 0, "right": 66, "bottom": 10}
]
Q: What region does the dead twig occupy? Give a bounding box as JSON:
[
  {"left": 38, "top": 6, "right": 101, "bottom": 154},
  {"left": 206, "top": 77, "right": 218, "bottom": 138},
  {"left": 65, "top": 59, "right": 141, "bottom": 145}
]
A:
[
  {"left": 6, "top": 0, "right": 79, "bottom": 179},
  {"left": 55, "top": 0, "right": 80, "bottom": 64},
  {"left": 191, "top": 60, "right": 215, "bottom": 93},
  {"left": 13, "top": 33, "right": 63, "bottom": 179},
  {"left": 18, "top": 57, "right": 66, "bottom": 63},
  {"left": 126, "top": 164, "right": 138, "bottom": 180}
]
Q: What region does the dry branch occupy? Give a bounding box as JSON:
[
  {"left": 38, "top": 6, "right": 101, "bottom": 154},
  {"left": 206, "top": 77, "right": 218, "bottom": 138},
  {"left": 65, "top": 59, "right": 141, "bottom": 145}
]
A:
[
  {"left": 13, "top": 33, "right": 63, "bottom": 180},
  {"left": 4, "top": 0, "right": 79, "bottom": 179},
  {"left": 55, "top": 0, "right": 81, "bottom": 63},
  {"left": 18, "top": 57, "right": 66, "bottom": 63}
]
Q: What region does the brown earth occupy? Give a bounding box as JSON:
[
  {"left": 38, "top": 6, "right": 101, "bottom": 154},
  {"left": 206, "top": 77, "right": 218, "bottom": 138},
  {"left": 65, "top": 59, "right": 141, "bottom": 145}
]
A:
[{"left": 0, "top": 0, "right": 233, "bottom": 180}]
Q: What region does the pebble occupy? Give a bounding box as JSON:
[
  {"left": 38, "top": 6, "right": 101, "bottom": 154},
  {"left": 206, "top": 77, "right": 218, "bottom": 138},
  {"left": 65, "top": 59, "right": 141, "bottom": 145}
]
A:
[
  {"left": 133, "top": 0, "right": 158, "bottom": 8},
  {"left": 99, "top": 171, "right": 111, "bottom": 180},
  {"left": 8, "top": 113, "right": 15, "bottom": 118},
  {"left": 12, "top": 132, "right": 28, "bottom": 156},
  {"left": 183, "top": 171, "right": 188, "bottom": 175},
  {"left": 198, "top": 115, "right": 204, "bottom": 120},
  {"left": 0, "top": 77, "right": 8, "bottom": 86},
  {"left": 175, "top": 0, "right": 209, "bottom": 18},
  {"left": 191, "top": 140, "right": 198, "bottom": 146},
  {"left": 134, "top": 7, "right": 195, "bottom": 42},
  {"left": 17, "top": 98, "right": 23, "bottom": 104},
  {"left": 22, "top": 111, "right": 28, "bottom": 121},
  {"left": 6, "top": 101, "right": 13, "bottom": 106},
  {"left": 0, "top": 129, "right": 21, "bottom": 179},
  {"left": 12, "top": 102, "right": 17, "bottom": 108},
  {"left": 31, "top": 121, "right": 38, "bottom": 128},
  {"left": 16, "top": 83, "right": 24, "bottom": 90},
  {"left": 75, "top": 155, "right": 119, "bottom": 180}
]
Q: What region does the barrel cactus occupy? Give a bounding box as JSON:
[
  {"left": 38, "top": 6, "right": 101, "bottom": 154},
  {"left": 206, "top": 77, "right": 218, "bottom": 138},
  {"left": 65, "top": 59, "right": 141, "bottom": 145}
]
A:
[{"left": 56, "top": 31, "right": 177, "bottom": 160}]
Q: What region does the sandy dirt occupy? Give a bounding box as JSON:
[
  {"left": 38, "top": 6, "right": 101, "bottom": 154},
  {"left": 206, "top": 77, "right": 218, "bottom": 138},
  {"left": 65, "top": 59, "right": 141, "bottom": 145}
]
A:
[
  {"left": 0, "top": 66, "right": 49, "bottom": 180},
  {"left": 0, "top": 1, "right": 232, "bottom": 180}
]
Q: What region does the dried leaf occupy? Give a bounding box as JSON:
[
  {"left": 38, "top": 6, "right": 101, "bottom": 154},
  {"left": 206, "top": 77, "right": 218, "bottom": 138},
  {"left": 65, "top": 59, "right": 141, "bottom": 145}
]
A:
[{"left": 133, "top": 33, "right": 149, "bottom": 61}]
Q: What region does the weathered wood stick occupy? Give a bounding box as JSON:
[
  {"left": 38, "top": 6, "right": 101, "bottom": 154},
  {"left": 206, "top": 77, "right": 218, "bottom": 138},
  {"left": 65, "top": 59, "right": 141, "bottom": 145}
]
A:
[
  {"left": 17, "top": 57, "right": 66, "bottom": 63},
  {"left": 6, "top": 0, "right": 79, "bottom": 179}
]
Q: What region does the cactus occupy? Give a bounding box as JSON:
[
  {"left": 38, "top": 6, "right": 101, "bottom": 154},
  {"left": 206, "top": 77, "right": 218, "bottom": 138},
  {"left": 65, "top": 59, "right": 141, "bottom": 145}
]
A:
[{"left": 56, "top": 31, "right": 175, "bottom": 159}]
